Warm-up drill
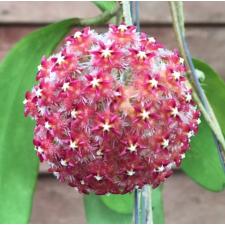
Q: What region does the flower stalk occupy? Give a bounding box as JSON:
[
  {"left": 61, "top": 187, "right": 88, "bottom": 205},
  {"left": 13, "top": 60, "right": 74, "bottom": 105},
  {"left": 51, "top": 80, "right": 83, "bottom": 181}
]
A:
[
  {"left": 122, "top": 1, "right": 141, "bottom": 223},
  {"left": 169, "top": 1, "right": 225, "bottom": 159},
  {"left": 134, "top": 189, "right": 140, "bottom": 223},
  {"left": 122, "top": 1, "right": 133, "bottom": 25},
  {"left": 122, "top": 1, "right": 153, "bottom": 224}
]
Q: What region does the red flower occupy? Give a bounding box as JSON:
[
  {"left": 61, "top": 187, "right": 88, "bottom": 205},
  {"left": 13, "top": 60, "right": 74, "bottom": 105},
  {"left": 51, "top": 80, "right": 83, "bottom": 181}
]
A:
[
  {"left": 65, "top": 27, "right": 95, "bottom": 54},
  {"left": 108, "top": 24, "right": 137, "bottom": 46},
  {"left": 84, "top": 71, "right": 115, "bottom": 101},
  {"left": 90, "top": 41, "right": 123, "bottom": 71},
  {"left": 24, "top": 24, "right": 200, "bottom": 194},
  {"left": 129, "top": 47, "right": 155, "bottom": 72}
]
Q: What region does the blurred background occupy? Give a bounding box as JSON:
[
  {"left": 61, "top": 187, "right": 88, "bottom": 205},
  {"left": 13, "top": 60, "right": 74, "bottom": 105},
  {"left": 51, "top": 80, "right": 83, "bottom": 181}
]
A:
[{"left": 1, "top": 1, "right": 225, "bottom": 223}]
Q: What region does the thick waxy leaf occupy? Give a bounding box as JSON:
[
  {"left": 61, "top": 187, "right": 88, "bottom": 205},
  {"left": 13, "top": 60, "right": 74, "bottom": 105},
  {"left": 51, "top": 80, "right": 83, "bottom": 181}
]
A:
[
  {"left": 181, "top": 59, "right": 225, "bottom": 191},
  {"left": 100, "top": 193, "right": 134, "bottom": 214},
  {"left": 84, "top": 186, "right": 164, "bottom": 223},
  {"left": 182, "top": 117, "right": 225, "bottom": 191},
  {"left": 84, "top": 194, "right": 132, "bottom": 224},
  {"left": 0, "top": 19, "right": 74, "bottom": 223},
  {"left": 193, "top": 58, "right": 225, "bottom": 135},
  {"left": 152, "top": 186, "right": 164, "bottom": 224},
  {"left": 93, "top": 1, "right": 117, "bottom": 12}
]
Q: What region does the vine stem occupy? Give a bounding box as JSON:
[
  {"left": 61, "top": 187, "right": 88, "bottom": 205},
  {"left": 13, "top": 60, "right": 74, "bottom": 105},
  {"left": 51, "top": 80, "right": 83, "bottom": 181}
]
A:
[
  {"left": 142, "top": 185, "right": 153, "bottom": 224},
  {"left": 146, "top": 186, "right": 153, "bottom": 224},
  {"left": 169, "top": 2, "right": 225, "bottom": 156},
  {"left": 122, "top": 1, "right": 133, "bottom": 25},
  {"left": 134, "top": 189, "right": 140, "bottom": 223},
  {"left": 122, "top": 1, "right": 141, "bottom": 223},
  {"left": 122, "top": 1, "right": 153, "bottom": 224}
]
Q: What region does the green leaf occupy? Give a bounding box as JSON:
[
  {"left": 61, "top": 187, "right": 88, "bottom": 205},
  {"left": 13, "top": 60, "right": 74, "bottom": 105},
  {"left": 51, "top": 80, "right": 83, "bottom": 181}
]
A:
[
  {"left": 84, "top": 194, "right": 132, "bottom": 224},
  {"left": 84, "top": 186, "right": 164, "bottom": 224},
  {"left": 181, "top": 116, "right": 225, "bottom": 191},
  {"left": 181, "top": 58, "right": 225, "bottom": 191},
  {"left": 0, "top": 19, "right": 74, "bottom": 223},
  {"left": 100, "top": 193, "right": 134, "bottom": 214},
  {"left": 93, "top": 1, "right": 117, "bottom": 12},
  {"left": 152, "top": 186, "right": 164, "bottom": 224},
  {"left": 193, "top": 58, "right": 225, "bottom": 135}
]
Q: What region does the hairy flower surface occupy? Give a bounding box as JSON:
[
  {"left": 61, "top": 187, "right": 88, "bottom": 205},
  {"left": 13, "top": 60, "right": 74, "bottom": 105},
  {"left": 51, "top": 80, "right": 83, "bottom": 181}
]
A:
[{"left": 24, "top": 25, "right": 200, "bottom": 194}]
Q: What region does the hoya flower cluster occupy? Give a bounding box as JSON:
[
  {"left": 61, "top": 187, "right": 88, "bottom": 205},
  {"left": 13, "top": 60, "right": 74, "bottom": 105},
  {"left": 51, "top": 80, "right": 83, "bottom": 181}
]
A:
[{"left": 24, "top": 24, "right": 200, "bottom": 194}]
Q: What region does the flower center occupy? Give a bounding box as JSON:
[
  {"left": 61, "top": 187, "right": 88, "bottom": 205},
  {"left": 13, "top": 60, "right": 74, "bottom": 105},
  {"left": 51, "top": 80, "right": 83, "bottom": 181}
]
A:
[
  {"left": 137, "top": 51, "right": 147, "bottom": 60},
  {"left": 171, "top": 107, "right": 179, "bottom": 117},
  {"left": 62, "top": 82, "right": 70, "bottom": 91},
  {"left": 148, "top": 78, "right": 158, "bottom": 88},
  {"left": 71, "top": 109, "right": 79, "bottom": 119},
  {"left": 185, "top": 93, "right": 192, "bottom": 102},
  {"left": 148, "top": 37, "right": 156, "bottom": 43},
  {"left": 118, "top": 24, "right": 127, "bottom": 32},
  {"left": 44, "top": 121, "right": 51, "bottom": 130},
  {"left": 91, "top": 77, "right": 102, "bottom": 88},
  {"left": 139, "top": 109, "right": 151, "bottom": 120},
  {"left": 101, "top": 121, "right": 112, "bottom": 132},
  {"left": 172, "top": 71, "right": 182, "bottom": 81},
  {"left": 70, "top": 140, "right": 78, "bottom": 150},
  {"left": 128, "top": 143, "right": 137, "bottom": 152},
  {"left": 127, "top": 169, "right": 135, "bottom": 176},
  {"left": 94, "top": 174, "right": 103, "bottom": 181},
  {"left": 35, "top": 88, "right": 42, "bottom": 97},
  {"left": 74, "top": 31, "right": 82, "bottom": 39},
  {"left": 101, "top": 48, "right": 113, "bottom": 58},
  {"left": 161, "top": 139, "right": 169, "bottom": 149}
]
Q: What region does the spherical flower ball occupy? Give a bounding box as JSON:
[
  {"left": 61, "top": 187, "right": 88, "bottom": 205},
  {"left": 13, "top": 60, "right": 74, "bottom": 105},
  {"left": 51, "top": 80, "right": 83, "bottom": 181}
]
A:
[{"left": 24, "top": 24, "right": 200, "bottom": 195}]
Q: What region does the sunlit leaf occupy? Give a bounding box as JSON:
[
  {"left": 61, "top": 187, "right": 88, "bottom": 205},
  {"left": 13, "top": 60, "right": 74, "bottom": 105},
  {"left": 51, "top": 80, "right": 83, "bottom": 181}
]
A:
[
  {"left": 101, "top": 193, "right": 134, "bottom": 214},
  {"left": 84, "top": 194, "right": 132, "bottom": 224},
  {"left": 0, "top": 19, "right": 74, "bottom": 223},
  {"left": 181, "top": 59, "right": 225, "bottom": 191},
  {"left": 181, "top": 116, "right": 225, "bottom": 191},
  {"left": 152, "top": 186, "right": 164, "bottom": 224},
  {"left": 193, "top": 58, "right": 225, "bottom": 135}
]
